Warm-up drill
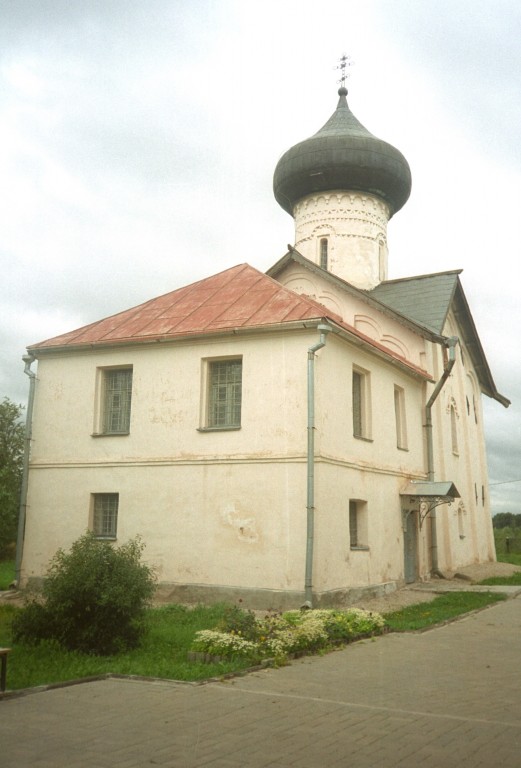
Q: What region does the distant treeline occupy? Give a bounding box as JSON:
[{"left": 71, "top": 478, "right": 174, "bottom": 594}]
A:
[{"left": 493, "top": 513, "right": 521, "bottom": 529}]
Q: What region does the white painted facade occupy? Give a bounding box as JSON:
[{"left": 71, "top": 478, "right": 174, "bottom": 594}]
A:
[
  {"left": 20, "top": 284, "right": 497, "bottom": 608},
  {"left": 293, "top": 191, "right": 390, "bottom": 289}
]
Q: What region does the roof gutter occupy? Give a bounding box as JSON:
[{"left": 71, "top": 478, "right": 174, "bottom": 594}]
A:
[
  {"left": 424, "top": 336, "right": 458, "bottom": 575},
  {"left": 15, "top": 353, "right": 37, "bottom": 586},
  {"left": 26, "top": 320, "right": 333, "bottom": 356}
]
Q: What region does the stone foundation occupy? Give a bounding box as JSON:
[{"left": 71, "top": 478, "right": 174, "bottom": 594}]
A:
[{"left": 154, "top": 580, "right": 399, "bottom": 611}]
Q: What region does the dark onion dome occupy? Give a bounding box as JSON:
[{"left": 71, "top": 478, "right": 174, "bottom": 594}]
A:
[{"left": 273, "top": 87, "right": 412, "bottom": 218}]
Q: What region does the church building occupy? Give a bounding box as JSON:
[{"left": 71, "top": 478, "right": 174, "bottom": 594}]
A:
[{"left": 17, "top": 82, "right": 509, "bottom": 608}]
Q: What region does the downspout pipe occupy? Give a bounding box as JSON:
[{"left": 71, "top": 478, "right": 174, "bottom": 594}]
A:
[
  {"left": 425, "top": 336, "right": 458, "bottom": 575},
  {"left": 15, "top": 353, "right": 37, "bottom": 587},
  {"left": 304, "top": 323, "right": 332, "bottom": 608}
]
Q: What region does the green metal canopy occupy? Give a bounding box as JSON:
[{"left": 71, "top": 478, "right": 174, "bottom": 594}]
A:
[{"left": 400, "top": 481, "right": 460, "bottom": 499}]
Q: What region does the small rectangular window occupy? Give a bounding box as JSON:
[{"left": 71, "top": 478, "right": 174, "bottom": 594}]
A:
[
  {"left": 319, "top": 238, "right": 328, "bottom": 270},
  {"left": 92, "top": 493, "right": 118, "bottom": 539},
  {"left": 394, "top": 385, "right": 408, "bottom": 450},
  {"left": 207, "top": 358, "right": 242, "bottom": 429},
  {"left": 353, "top": 367, "right": 371, "bottom": 439},
  {"left": 349, "top": 500, "right": 359, "bottom": 546},
  {"left": 349, "top": 499, "right": 368, "bottom": 550},
  {"left": 101, "top": 368, "right": 133, "bottom": 434}
]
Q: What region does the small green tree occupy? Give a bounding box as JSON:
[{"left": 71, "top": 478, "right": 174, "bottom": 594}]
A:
[
  {"left": 0, "top": 398, "right": 25, "bottom": 558},
  {"left": 13, "top": 532, "right": 156, "bottom": 655}
]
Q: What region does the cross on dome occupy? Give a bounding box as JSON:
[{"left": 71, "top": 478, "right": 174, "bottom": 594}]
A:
[{"left": 335, "top": 54, "right": 353, "bottom": 90}]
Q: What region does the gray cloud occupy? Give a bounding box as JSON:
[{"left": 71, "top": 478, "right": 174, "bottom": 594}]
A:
[{"left": 375, "top": 0, "right": 521, "bottom": 167}]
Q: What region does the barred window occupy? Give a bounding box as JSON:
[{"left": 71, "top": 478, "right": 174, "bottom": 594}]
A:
[
  {"left": 103, "top": 369, "right": 132, "bottom": 434},
  {"left": 208, "top": 359, "right": 242, "bottom": 428},
  {"left": 92, "top": 493, "right": 118, "bottom": 539}
]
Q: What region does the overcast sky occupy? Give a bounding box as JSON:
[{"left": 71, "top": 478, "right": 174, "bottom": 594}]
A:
[{"left": 1, "top": 0, "right": 519, "bottom": 514}]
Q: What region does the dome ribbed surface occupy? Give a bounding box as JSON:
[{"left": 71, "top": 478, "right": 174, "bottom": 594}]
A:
[{"left": 273, "top": 88, "right": 412, "bottom": 217}]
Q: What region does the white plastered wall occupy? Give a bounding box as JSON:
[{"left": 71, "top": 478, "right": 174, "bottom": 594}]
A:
[
  {"left": 293, "top": 191, "right": 391, "bottom": 289},
  {"left": 426, "top": 312, "right": 496, "bottom": 571}
]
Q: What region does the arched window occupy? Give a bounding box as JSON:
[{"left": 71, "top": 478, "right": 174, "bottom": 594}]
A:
[
  {"left": 378, "top": 238, "right": 386, "bottom": 281},
  {"left": 320, "top": 238, "right": 328, "bottom": 270}
]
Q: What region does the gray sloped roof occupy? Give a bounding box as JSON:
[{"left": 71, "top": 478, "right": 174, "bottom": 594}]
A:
[
  {"left": 370, "top": 270, "right": 509, "bottom": 407},
  {"left": 369, "top": 271, "right": 460, "bottom": 334},
  {"left": 400, "top": 481, "right": 460, "bottom": 499}
]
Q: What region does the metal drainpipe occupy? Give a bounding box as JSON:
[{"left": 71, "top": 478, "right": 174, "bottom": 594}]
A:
[
  {"left": 304, "top": 323, "right": 332, "bottom": 608},
  {"left": 425, "top": 336, "right": 458, "bottom": 575},
  {"left": 15, "top": 354, "right": 37, "bottom": 587}
]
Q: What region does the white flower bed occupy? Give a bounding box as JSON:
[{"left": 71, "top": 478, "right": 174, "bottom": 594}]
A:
[{"left": 192, "top": 607, "right": 385, "bottom": 663}]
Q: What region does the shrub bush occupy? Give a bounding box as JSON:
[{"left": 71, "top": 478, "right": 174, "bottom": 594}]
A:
[
  {"left": 217, "top": 604, "right": 259, "bottom": 641},
  {"left": 13, "top": 532, "right": 156, "bottom": 655}
]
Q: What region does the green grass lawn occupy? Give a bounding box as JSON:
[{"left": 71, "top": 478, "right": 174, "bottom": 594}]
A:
[
  {"left": 383, "top": 591, "right": 506, "bottom": 632},
  {"left": 0, "top": 560, "right": 15, "bottom": 590},
  {"left": 0, "top": 590, "right": 509, "bottom": 692},
  {"left": 0, "top": 603, "right": 253, "bottom": 691}
]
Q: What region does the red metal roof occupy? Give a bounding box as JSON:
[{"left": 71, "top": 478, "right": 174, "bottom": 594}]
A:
[
  {"left": 28, "top": 262, "right": 431, "bottom": 380},
  {"left": 30, "top": 264, "right": 340, "bottom": 350}
]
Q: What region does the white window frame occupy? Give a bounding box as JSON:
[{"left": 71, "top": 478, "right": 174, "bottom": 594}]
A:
[
  {"left": 91, "top": 493, "right": 119, "bottom": 540},
  {"left": 94, "top": 366, "right": 133, "bottom": 436},
  {"left": 200, "top": 357, "right": 243, "bottom": 431}
]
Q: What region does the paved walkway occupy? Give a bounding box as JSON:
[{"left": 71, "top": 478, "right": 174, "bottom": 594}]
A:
[{"left": 2, "top": 596, "right": 521, "bottom": 768}]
